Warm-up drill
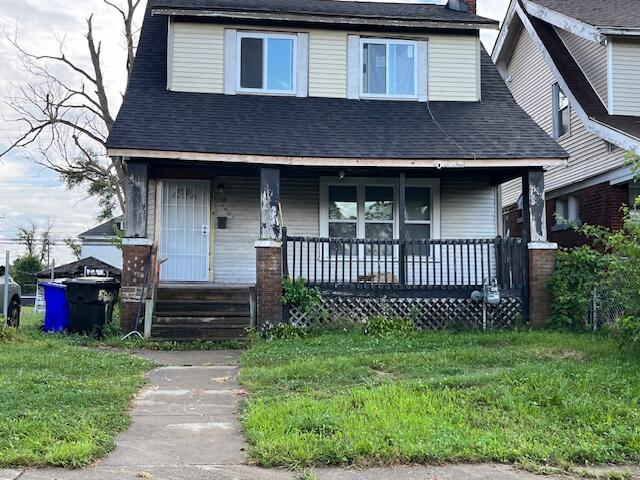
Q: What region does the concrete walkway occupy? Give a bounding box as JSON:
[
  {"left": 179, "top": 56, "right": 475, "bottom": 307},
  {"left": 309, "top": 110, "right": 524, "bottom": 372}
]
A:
[{"left": 3, "top": 350, "right": 637, "bottom": 480}]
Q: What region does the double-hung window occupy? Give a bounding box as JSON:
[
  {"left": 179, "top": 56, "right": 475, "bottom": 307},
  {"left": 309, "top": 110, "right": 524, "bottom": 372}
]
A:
[
  {"left": 360, "top": 38, "right": 418, "bottom": 99},
  {"left": 237, "top": 32, "right": 297, "bottom": 94}
]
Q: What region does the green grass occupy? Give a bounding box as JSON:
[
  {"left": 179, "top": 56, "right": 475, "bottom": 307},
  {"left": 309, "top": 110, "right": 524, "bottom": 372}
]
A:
[
  {"left": 240, "top": 330, "right": 640, "bottom": 469},
  {"left": 0, "top": 309, "right": 153, "bottom": 467}
]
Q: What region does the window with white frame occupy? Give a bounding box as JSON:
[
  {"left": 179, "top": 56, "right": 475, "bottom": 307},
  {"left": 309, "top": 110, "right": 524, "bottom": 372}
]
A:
[
  {"left": 321, "top": 178, "right": 439, "bottom": 253},
  {"left": 629, "top": 184, "right": 640, "bottom": 218},
  {"left": 552, "top": 83, "right": 570, "bottom": 139},
  {"left": 237, "top": 32, "right": 297, "bottom": 94},
  {"left": 554, "top": 195, "right": 580, "bottom": 228},
  {"left": 360, "top": 38, "right": 418, "bottom": 99}
]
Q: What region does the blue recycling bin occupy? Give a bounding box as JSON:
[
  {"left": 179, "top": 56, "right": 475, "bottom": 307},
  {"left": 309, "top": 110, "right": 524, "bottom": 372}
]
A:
[{"left": 41, "top": 282, "right": 70, "bottom": 332}]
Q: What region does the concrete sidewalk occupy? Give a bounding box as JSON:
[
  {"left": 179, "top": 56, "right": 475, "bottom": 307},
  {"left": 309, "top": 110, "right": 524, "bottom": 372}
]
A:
[{"left": 2, "top": 350, "right": 637, "bottom": 480}]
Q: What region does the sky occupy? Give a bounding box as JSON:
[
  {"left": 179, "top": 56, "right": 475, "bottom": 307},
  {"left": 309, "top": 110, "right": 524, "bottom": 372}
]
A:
[{"left": 0, "top": 0, "right": 510, "bottom": 266}]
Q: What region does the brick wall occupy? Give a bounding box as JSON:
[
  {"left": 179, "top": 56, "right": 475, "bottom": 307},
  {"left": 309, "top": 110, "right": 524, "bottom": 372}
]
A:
[
  {"left": 548, "top": 182, "right": 628, "bottom": 248},
  {"left": 256, "top": 246, "right": 283, "bottom": 326},
  {"left": 120, "top": 244, "right": 152, "bottom": 332},
  {"left": 529, "top": 247, "right": 557, "bottom": 328}
]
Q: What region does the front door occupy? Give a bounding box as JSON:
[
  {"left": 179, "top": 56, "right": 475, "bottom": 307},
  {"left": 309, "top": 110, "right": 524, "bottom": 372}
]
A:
[{"left": 159, "top": 180, "right": 211, "bottom": 282}]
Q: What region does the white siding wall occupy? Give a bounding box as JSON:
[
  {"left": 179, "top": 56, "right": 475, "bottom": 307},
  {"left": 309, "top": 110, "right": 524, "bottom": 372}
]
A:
[
  {"left": 147, "top": 178, "right": 156, "bottom": 241},
  {"left": 309, "top": 31, "right": 348, "bottom": 98},
  {"left": 441, "top": 177, "right": 497, "bottom": 239},
  {"left": 501, "top": 29, "right": 626, "bottom": 206},
  {"left": 556, "top": 27, "right": 608, "bottom": 106},
  {"left": 428, "top": 35, "right": 480, "bottom": 102},
  {"left": 168, "top": 23, "right": 479, "bottom": 102},
  {"left": 212, "top": 176, "right": 259, "bottom": 284},
  {"left": 209, "top": 175, "right": 496, "bottom": 284},
  {"left": 170, "top": 22, "right": 224, "bottom": 93},
  {"left": 610, "top": 38, "right": 640, "bottom": 116}
]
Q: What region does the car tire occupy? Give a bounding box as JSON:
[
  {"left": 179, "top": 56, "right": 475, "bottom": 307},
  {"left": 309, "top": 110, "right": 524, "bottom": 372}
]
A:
[{"left": 7, "top": 300, "right": 20, "bottom": 328}]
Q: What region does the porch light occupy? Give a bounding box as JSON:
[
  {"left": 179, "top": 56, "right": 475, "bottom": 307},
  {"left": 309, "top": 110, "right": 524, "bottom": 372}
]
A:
[{"left": 338, "top": 170, "right": 346, "bottom": 180}]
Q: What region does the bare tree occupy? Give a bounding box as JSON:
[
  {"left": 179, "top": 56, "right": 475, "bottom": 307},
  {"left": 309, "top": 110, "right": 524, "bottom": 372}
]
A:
[
  {"left": 16, "top": 222, "right": 54, "bottom": 265},
  {"left": 1, "top": 0, "right": 143, "bottom": 220}
]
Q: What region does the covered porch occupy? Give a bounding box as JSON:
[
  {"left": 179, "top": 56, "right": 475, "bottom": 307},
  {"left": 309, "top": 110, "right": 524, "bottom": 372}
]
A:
[{"left": 120, "top": 159, "right": 553, "bottom": 338}]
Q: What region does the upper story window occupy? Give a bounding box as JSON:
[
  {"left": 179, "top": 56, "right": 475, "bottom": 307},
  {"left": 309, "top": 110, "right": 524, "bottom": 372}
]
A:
[
  {"left": 552, "top": 83, "right": 570, "bottom": 139},
  {"left": 237, "top": 32, "right": 297, "bottom": 94},
  {"left": 360, "top": 38, "right": 418, "bottom": 99}
]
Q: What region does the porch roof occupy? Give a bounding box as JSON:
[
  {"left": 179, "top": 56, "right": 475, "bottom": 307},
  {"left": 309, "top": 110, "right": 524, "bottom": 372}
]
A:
[{"left": 107, "top": 3, "right": 568, "bottom": 163}]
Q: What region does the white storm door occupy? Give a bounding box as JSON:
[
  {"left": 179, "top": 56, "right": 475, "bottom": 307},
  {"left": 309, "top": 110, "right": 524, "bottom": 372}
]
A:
[{"left": 160, "top": 180, "right": 211, "bottom": 282}]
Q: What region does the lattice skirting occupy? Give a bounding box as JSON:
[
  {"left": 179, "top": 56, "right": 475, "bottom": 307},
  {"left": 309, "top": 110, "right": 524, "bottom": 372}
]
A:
[{"left": 288, "top": 294, "right": 525, "bottom": 330}]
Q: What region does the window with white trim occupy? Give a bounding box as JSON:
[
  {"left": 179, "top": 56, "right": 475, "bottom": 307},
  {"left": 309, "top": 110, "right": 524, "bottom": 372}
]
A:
[
  {"left": 321, "top": 178, "right": 440, "bottom": 252},
  {"left": 237, "top": 32, "right": 297, "bottom": 94},
  {"left": 553, "top": 195, "right": 580, "bottom": 229},
  {"left": 360, "top": 38, "right": 418, "bottom": 99},
  {"left": 552, "top": 83, "right": 570, "bottom": 139}
]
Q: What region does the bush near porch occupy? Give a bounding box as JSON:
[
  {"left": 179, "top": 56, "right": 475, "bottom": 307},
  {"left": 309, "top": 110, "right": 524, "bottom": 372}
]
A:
[
  {"left": 0, "top": 309, "right": 153, "bottom": 467},
  {"left": 240, "top": 330, "right": 640, "bottom": 469}
]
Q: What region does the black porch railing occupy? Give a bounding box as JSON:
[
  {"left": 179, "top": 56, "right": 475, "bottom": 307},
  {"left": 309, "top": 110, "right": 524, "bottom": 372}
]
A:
[{"left": 282, "top": 228, "right": 528, "bottom": 295}]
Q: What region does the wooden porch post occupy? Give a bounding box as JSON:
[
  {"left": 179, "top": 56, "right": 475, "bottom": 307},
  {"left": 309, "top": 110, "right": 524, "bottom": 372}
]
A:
[
  {"left": 522, "top": 170, "right": 557, "bottom": 328},
  {"left": 398, "top": 172, "right": 407, "bottom": 285},
  {"left": 256, "top": 167, "right": 283, "bottom": 326},
  {"left": 124, "top": 161, "right": 148, "bottom": 239}
]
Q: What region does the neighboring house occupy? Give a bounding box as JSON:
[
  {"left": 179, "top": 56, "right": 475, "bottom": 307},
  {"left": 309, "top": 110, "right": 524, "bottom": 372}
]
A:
[
  {"left": 106, "top": 0, "right": 567, "bottom": 340},
  {"left": 78, "top": 217, "right": 124, "bottom": 268},
  {"left": 493, "top": 0, "right": 640, "bottom": 247}
]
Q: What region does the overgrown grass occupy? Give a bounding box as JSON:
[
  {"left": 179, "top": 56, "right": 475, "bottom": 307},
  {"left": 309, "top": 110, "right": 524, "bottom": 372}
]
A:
[
  {"left": 240, "top": 330, "right": 640, "bottom": 469},
  {"left": 0, "top": 309, "right": 153, "bottom": 467},
  {"left": 19, "top": 309, "right": 245, "bottom": 351}
]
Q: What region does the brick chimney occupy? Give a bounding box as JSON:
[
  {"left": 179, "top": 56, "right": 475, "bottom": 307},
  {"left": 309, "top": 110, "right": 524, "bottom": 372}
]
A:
[{"left": 447, "top": 0, "right": 476, "bottom": 14}]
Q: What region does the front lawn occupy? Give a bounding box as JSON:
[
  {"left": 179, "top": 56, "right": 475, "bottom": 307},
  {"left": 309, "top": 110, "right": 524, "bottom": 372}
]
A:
[
  {"left": 0, "top": 309, "right": 153, "bottom": 467},
  {"left": 240, "top": 330, "right": 640, "bottom": 469}
]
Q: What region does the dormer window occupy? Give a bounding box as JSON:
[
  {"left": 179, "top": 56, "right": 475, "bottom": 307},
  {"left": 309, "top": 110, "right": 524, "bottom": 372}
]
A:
[
  {"left": 237, "top": 32, "right": 297, "bottom": 94},
  {"left": 360, "top": 38, "right": 418, "bottom": 99}
]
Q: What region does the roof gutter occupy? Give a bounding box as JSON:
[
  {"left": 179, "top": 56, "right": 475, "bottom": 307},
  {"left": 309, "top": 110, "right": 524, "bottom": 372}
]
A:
[{"left": 151, "top": 8, "right": 498, "bottom": 31}]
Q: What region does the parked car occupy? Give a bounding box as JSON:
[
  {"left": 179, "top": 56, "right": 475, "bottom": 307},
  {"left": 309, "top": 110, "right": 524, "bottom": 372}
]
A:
[{"left": 0, "top": 266, "right": 21, "bottom": 327}]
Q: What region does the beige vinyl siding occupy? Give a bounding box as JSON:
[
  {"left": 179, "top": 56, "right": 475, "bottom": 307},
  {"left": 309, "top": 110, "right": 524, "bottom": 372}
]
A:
[
  {"left": 168, "top": 22, "right": 478, "bottom": 101},
  {"left": 170, "top": 22, "right": 224, "bottom": 93},
  {"left": 501, "top": 29, "right": 626, "bottom": 207},
  {"left": 610, "top": 38, "right": 640, "bottom": 116},
  {"left": 428, "top": 35, "right": 479, "bottom": 101},
  {"left": 441, "top": 177, "right": 497, "bottom": 239},
  {"left": 309, "top": 31, "right": 348, "bottom": 98},
  {"left": 556, "top": 28, "right": 608, "bottom": 107}
]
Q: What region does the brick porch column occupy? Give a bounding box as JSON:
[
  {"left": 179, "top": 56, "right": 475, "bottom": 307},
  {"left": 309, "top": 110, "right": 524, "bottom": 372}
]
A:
[
  {"left": 120, "top": 159, "right": 150, "bottom": 332},
  {"left": 121, "top": 240, "right": 153, "bottom": 332},
  {"left": 255, "top": 167, "right": 283, "bottom": 327},
  {"left": 522, "top": 170, "right": 557, "bottom": 328}
]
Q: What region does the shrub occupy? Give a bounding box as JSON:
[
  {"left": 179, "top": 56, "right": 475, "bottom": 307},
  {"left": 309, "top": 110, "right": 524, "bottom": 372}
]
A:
[
  {"left": 364, "top": 315, "right": 415, "bottom": 338},
  {"left": 282, "top": 278, "right": 322, "bottom": 313},
  {"left": 547, "top": 246, "right": 608, "bottom": 331},
  {"left": 0, "top": 326, "right": 18, "bottom": 343}
]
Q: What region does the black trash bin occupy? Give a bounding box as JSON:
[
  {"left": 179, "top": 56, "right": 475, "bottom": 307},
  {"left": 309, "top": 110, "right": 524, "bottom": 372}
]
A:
[{"left": 63, "top": 278, "right": 120, "bottom": 335}]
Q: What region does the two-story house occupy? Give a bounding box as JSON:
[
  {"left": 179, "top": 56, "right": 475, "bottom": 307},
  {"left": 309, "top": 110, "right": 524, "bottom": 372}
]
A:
[
  {"left": 107, "top": 0, "right": 566, "bottom": 341},
  {"left": 493, "top": 0, "right": 640, "bottom": 247}
]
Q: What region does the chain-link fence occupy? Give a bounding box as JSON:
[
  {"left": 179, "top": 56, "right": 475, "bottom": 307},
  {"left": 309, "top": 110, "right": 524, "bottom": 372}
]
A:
[{"left": 586, "top": 287, "right": 626, "bottom": 331}]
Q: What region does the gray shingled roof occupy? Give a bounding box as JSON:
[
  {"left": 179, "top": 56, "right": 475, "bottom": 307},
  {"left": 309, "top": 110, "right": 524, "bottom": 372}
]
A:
[
  {"left": 153, "top": 0, "right": 497, "bottom": 25},
  {"left": 79, "top": 217, "right": 123, "bottom": 238},
  {"left": 36, "top": 257, "right": 122, "bottom": 279},
  {"left": 107, "top": 1, "right": 567, "bottom": 160},
  {"left": 531, "top": 0, "right": 640, "bottom": 30}
]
